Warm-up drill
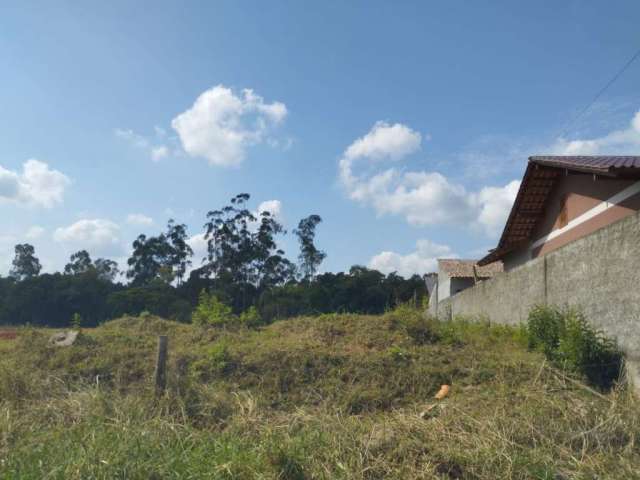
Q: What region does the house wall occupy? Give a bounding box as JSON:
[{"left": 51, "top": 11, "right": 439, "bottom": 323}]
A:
[
  {"left": 437, "top": 274, "right": 452, "bottom": 301},
  {"left": 451, "top": 277, "right": 475, "bottom": 295},
  {"left": 433, "top": 210, "right": 640, "bottom": 388},
  {"left": 504, "top": 173, "right": 640, "bottom": 270}
]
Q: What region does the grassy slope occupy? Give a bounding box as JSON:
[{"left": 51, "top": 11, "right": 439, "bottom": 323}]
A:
[{"left": 0, "top": 309, "right": 638, "bottom": 479}]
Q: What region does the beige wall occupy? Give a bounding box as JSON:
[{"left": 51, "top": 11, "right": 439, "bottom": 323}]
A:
[{"left": 433, "top": 210, "right": 640, "bottom": 390}]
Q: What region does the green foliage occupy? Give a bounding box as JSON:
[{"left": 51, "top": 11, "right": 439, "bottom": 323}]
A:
[
  {"left": 293, "top": 214, "right": 326, "bottom": 279},
  {"left": 71, "top": 312, "right": 82, "bottom": 330},
  {"left": 189, "top": 341, "right": 233, "bottom": 379},
  {"left": 526, "top": 305, "right": 623, "bottom": 389},
  {"left": 192, "top": 290, "right": 233, "bottom": 327},
  {"left": 387, "top": 345, "right": 411, "bottom": 363},
  {"left": 239, "top": 306, "right": 262, "bottom": 327},
  {"left": 9, "top": 243, "right": 42, "bottom": 280},
  {"left": 388, "top": 302, "right": 439, "bottom": 345}
]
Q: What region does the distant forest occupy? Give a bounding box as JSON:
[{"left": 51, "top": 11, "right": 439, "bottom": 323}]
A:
[{"left": 0, "top": 194, "right": 427, "bottom": 327}]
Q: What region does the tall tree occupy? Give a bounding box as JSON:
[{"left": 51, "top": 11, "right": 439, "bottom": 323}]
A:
[
  {"left": 203, "top": 193, "right": 256, "bottom": 283},
  {"left": 126, "top": 234, "right": 174, "bottom": 286},
  {"left": 166, "top": 219, "right": 193, "bottom": 285},
  {"left": 126, "top": 220, "right": 193, "bottom": 286},
  {"left": 9, "top": 244, "right": 42, "bottom": 280},
  {"left": 94, "top": 258, "right": 120, "bottom": 282},
  {"left": 293, "top": 214, "right": 326, "bottom": 280},
  {"left": 64, "top": 250, "right": 93, "bottom": 275},
  {"left": 203, "top": 194, "right": 293, "bottom": 308}
]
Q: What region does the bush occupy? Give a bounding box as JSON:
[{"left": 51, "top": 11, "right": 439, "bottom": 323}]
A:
[
  {"left": 387, "top": 302, "right": 439, "bottom": 345},
  {"left": 71, "top": 313, "right": 82, "bottom": 330},
  {"left": 192, "top": 290, "right": 233, "bottom": 327},
  {"left": 192, "top": 290, "right": 263, "bottom": 328},
  {"left": 526, "top": 305, "right": 623, "bottom": 390},
  {"left": 189, "top": 341, "right": 234, "bottom": 379},
  {"left": 239, "top": 306, "right": 263, "bottom": 328}
]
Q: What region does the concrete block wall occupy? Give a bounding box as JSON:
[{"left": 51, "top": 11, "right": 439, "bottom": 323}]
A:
[{"left": 432, "top": 210, "right": 640, "bottom": 385}]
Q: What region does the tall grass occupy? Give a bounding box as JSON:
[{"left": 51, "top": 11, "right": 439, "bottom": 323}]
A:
[{"left": 0, "top": 308, "right": 638, "bottom": 479}]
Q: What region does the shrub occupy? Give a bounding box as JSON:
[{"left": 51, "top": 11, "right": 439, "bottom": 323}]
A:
[
  {"left": 387, "top": 345, "right": 411, "bottom": 363},
  {"left": 189, "top": 341, "right": 233, "bottom": 379},
  {"left": 192, "top": 290, "right": 233, "bottom": 327},
  {"left": 526, "top": 305, "right": 623, "bottom": 390},
  {"left": 526, "top": 306, "right": 564, "bottom": 358},
  {"left": 239, "top": 306, "right": 263, "bottom": 328},
  {"left": 387, "top": 302, "right": 439, "bottom": 345},
  {"left": 71, "top": 313, "right": 82, "bottom": 330}
]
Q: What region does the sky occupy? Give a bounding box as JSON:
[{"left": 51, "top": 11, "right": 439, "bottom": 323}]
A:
[{"left": 1, "top": 1, "right": 640, "bottom": 278}]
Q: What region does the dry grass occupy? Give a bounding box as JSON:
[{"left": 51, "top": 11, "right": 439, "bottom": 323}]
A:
[{"left": 0, "top": 309, "right": 638, "bottom": 479}]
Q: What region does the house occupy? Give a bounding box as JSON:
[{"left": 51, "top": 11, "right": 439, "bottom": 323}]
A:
[
  {"left": 425, "top": 259, "right": 503, "bottom": 305},
  {"left": 479, "top": 156, "right": 640, "bottom": 270}
]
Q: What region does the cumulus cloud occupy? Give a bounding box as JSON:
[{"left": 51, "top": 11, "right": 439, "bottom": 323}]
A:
[
  {"left": 344, "top": 121, "right": 421, "bottom": 163},
  {"left": 126, "top": 213, "right": 154, "bottom": 227},
  {"left": 53, "top": 219, "right": 121, "bottom": 254},
  {"left": 549, "top": 110, "right": 640, "bottom": 155},
  {"left": 369, "top": 239, "right": 455, "bottom": 277},
  {"left": 339, "top": 122, "right": 519, "bottom": 236},
  {"left": 187, "top": 232, "right": 208, "bottom": 264},
  {"left": 255, "top": 199, "right": 283, "bottom": 223},
  {"left": 0, "top": 160, "right": 70, "bottom": 208},
  {"left": 25, "top": 225, "right": 45, "bottom": 240},
  {"left": 171, "top": 85, "right": 288, "bottom": 167}
]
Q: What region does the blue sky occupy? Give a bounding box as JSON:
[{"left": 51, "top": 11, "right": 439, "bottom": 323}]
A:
[{"left": 1, "top": 1, "right": 640, "bottom": 277}]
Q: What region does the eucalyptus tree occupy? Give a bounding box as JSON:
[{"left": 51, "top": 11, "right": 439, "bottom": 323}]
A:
[
  {"left": 293, "top": 214, "right": 326, "bottom": 280},
  {"left": 10, "top": 243, "right": 42, "bottom": 280},
  {"left": 64, "top": 250, "right": 93, "bottom": 275}
]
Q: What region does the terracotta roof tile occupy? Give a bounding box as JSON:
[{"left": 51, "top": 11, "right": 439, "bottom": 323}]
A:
[{"left": 438, "top": 259, "right": 503, "bottom": 278}]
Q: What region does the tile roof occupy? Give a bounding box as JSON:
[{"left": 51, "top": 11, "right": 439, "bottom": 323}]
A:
[
  {"left": 438, "top": 259, "right": 503, "bottom": 278},
  {"left": 479, "top": 156, "right": 640, "bottom": 265},
  {"left": 530, "top": 156, "right": 640, "bottom": 175}
]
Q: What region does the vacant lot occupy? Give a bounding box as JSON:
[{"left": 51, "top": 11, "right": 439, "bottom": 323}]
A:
[{"left": 1, "top": 309, "right": 638, "bottom": 479}]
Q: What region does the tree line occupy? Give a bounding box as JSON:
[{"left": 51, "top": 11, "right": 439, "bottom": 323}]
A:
[{"left": 1, "top": 194, "right": 427, "bottom": 327}]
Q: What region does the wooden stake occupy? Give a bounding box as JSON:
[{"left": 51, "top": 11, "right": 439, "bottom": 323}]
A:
[{"left": 154, "top": 335, "right": 168, "bottom": 395}]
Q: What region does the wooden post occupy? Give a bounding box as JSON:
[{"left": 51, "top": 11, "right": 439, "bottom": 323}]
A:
[{"left": 154, "top": 335, "right": 168, "bottom": 395}]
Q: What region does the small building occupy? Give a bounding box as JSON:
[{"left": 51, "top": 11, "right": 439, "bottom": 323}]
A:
[
  {"left": 426, "top": 259, "right": 503, "bottom": 305},
  {"left": 480, "top": 156, "right": 640, "bottom": 270}
]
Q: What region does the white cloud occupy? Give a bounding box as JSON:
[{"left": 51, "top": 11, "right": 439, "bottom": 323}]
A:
[
  {"left": 339, "top": 122, "right": 519, "bottom": 236},
  {"left": 25, "top": 225, "right": 45, "bottom": 240},
  {"left": 53, "top": 219, "right": 121, "bottom": 253},
  {"left": 0, "top": 160, "right": 71, "bottom": 208},
  {"left": 549, "top": 110, "right": 640, "bottom": 155},
  {"left": 115, "top": 129, "right": 149, "bottom": 148},
  {"left": 344, "top": 121, "right": 421, "bottom": 163},
  {"left": 126, "top": 213, "right": 154, "bottom": 227},
  {"left": 187, "top": 232, "right": 208, "bottom": 268},
  {"left": 255, "top": 199, "right": 283, "bottom": 223},
  {"left": 151, "top": 146, "right": 169, "bottom": 161},
  {"left": 115, "top": 128, "right": 172, "bottom": 162},
  {"left": 171, "top": 85, "right": 288, "bottom": 167},
  {"left": 369, "top": 239, "right": 455, "bottom": 277}
]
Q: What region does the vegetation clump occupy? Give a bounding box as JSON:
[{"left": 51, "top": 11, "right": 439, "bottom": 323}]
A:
[
  {"left": 192, "top": 290, "right": 263, "bottom": 328},
  {"left": 526, "top": 305, "right": 623, "bottom": 389}
]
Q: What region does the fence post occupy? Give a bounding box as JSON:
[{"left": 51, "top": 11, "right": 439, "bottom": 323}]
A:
[{"left": 154, "top": 335, "right": 168, "bottom": 395}]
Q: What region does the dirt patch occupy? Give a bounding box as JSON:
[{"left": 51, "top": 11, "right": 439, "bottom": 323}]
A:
[{"left": 0, "top": 331, "right": 17, "bottom": 341}]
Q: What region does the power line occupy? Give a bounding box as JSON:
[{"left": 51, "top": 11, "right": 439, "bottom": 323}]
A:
[{"left": 557, "top": 45, "right": 640, "bottom": 139}]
